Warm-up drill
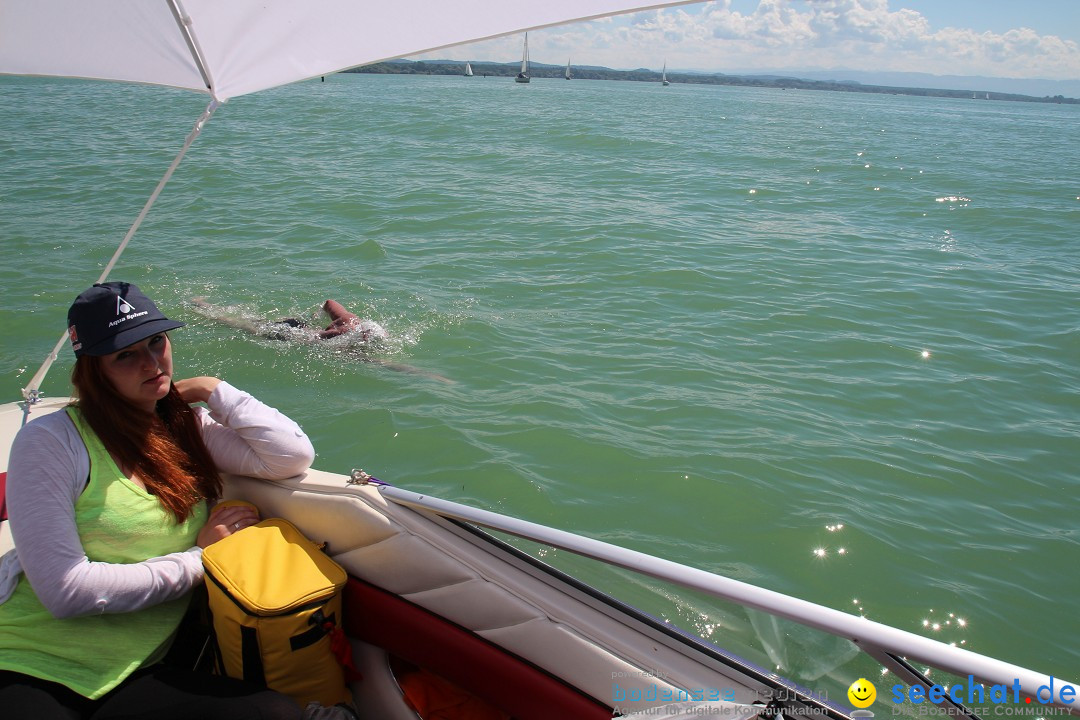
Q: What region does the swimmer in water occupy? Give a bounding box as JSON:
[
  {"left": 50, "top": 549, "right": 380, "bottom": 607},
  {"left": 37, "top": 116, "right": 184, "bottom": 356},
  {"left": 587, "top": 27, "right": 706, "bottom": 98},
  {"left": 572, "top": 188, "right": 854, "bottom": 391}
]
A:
[
  {"left": 192, "top": 298, "right": 387, "bottom": 343},
  {"left": 191, "top": 297, "right": 452, "bottom": 383},
  {"left": 272, "top": 300, "right": 389, "bottom": 342}
]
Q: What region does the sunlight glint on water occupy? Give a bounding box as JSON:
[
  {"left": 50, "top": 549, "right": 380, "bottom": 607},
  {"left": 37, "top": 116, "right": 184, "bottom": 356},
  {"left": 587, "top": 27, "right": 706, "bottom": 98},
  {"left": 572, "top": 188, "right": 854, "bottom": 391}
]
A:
[{"left": 1, "top": 74, "right": 1078, "bottom": 683}]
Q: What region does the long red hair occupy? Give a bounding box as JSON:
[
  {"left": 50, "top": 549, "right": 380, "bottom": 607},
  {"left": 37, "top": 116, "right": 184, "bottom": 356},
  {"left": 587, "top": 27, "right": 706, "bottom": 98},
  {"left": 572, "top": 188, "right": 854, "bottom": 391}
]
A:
[{"left": 70, "top": 354, "right": 221, "bottom": 522}]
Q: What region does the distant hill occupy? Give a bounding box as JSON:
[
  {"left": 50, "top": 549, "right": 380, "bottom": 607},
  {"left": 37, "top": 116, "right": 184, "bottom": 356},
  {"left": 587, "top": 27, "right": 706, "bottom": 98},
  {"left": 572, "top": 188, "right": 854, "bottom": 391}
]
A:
[
  {"left": 345, "top": 60, "right": 1078, "bottom": 104},
  {"left": 744, "top": 69, "right": 1080, "bottom": 102}
]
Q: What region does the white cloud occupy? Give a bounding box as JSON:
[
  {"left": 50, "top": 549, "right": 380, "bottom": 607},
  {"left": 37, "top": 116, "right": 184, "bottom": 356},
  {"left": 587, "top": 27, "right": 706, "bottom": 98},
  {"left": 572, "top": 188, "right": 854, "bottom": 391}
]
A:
[{"left": 419, "top": 0, "right": 1080, "bottom": 80}]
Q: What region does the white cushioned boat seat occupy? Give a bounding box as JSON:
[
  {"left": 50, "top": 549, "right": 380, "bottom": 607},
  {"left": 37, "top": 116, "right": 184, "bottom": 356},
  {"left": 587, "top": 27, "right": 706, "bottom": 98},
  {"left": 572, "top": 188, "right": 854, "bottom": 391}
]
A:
[{"left": 223, "top": 470, "right": 730, "bottom": 714}]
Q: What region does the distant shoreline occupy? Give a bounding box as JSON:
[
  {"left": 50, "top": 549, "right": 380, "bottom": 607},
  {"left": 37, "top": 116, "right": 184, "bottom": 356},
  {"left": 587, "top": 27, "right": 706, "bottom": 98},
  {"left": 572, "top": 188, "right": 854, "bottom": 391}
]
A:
[{"left": 345, "top": 61, "right": 1079, "bottom": 105}]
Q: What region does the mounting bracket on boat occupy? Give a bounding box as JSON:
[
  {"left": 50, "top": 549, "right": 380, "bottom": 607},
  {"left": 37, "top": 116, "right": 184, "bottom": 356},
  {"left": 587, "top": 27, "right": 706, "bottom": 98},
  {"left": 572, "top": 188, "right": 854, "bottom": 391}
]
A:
[
  {"left": 348, "top": 469, "right": 386, "bottom": 486},
  {"left": 348, "top": 469, "right": 372, "bottom": 485}
]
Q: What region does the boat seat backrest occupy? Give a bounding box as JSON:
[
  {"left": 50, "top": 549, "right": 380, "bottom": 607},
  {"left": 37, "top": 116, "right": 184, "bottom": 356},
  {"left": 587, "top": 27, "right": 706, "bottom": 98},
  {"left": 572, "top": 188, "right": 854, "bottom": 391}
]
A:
[{"left": 222, "top": 470, "right": 696, "bottom": 711}]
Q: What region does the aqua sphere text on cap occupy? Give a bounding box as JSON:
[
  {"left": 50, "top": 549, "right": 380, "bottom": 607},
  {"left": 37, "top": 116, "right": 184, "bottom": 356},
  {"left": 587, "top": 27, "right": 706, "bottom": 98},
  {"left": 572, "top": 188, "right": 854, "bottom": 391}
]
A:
[{"left": 67, "top": 282, "right": 184, "bottom": 357}]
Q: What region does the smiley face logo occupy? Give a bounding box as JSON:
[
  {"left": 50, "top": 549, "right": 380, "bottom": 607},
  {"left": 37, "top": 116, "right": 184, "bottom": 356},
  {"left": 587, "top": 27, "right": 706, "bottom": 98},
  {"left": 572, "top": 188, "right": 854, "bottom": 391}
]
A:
[{"left": 848, "top": 678, "right": 877, "bottom": 708}]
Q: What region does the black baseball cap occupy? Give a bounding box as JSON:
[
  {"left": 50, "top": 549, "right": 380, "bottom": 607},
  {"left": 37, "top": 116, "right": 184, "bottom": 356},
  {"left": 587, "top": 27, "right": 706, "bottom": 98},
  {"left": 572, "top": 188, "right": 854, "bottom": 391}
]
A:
[{"left": 67, "top": 282, "right": 184, "bottom": 357}]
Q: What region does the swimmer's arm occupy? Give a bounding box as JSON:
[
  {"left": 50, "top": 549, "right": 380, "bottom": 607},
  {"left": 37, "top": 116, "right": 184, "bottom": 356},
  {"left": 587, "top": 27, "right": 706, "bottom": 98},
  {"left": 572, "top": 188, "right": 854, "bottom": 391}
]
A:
[{"left": 191, "top": 297, "right": 264, "bottom": 334}]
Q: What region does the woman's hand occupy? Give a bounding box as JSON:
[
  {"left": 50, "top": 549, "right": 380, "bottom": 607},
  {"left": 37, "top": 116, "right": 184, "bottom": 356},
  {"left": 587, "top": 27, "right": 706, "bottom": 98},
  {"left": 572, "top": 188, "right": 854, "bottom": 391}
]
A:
[
  {"left": 197, "top": 502, "right": 260, "bottom": 548},
  {"left": 174, "top": 376, "right": 222, "bottom": 405}
]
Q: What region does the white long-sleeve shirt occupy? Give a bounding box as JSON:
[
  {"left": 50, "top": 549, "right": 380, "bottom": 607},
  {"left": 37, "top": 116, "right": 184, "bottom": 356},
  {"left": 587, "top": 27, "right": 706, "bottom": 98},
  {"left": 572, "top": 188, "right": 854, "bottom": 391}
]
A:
[{"left": 0, "top": 381, "right": 314, "bottom": 618}]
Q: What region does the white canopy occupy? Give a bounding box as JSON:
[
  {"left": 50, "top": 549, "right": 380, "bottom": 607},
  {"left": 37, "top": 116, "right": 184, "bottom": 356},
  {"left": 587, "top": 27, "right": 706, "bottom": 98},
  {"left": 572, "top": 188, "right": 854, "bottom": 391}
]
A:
[{"left": 0, "top": 0, "right": 697, "bottom": 101}]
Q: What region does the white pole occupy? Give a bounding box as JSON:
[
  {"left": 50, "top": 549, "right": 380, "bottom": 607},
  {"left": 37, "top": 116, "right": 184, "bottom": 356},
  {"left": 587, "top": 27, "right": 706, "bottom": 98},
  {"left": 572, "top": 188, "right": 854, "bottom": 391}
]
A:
[{"left": 21, "top": 100, "right": 218, "bottom": 403}]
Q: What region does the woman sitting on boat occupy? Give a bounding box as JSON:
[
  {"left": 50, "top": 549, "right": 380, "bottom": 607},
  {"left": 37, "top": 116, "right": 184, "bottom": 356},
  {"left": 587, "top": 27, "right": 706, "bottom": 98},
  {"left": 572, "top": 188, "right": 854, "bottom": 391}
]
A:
[{"left": 0, "top": 282, "right": 314, "bottom": 719}]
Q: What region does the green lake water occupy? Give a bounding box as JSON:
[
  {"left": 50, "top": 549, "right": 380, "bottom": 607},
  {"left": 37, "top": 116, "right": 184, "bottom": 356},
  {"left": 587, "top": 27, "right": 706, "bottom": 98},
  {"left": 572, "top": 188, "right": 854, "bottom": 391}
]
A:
[{"left": 1, "top": 73, "right": 1077, "bottom": 694}]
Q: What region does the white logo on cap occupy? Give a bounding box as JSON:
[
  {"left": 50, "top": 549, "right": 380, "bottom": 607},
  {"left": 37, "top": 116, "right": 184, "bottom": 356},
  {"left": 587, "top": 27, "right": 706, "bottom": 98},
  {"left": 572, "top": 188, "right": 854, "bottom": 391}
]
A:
[
  {"left": 116, "top": 294, "right": 136, "bottom": 315},
  {"left": 106, "top": 292, "right": 149, "bottom": 329}
]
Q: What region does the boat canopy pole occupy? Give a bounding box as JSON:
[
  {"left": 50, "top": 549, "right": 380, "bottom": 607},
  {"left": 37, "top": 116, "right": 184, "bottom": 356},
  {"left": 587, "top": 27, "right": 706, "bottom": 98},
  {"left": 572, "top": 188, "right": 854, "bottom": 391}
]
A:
[
  {"left": 167, "top": 0, "right": 216, "bottom": 94},
  {"left": 379, "top": 485, "right": 1078, "bottom": 714},
  {"left": 21, "top": 1, "right": 220, "bottom": 406},
  {"left": 20, "top": 99, "right": 219, "bottom": 406}
]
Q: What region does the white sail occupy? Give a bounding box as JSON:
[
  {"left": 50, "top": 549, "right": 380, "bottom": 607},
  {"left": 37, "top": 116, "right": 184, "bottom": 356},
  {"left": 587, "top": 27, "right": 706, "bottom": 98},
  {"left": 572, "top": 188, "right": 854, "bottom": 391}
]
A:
[
  {"left": 565, "top": 58, "right": 571, "bottom": 79},
  {"left": 515, "top": 32, "right": 530, "bottom": 82},
  {"left": 662, "top": 60, "right": 669, "bottom": 85},
  {"left": 465, "top": 62, "right": 473, "bottom": 76},
  {"left": 0, "top": 0, "right": 702, "bottom": 101}
]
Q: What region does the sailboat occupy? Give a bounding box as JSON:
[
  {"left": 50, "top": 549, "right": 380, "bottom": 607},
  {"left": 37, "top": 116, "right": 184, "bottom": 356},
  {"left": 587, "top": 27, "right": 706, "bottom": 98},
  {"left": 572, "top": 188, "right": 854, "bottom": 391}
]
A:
[
  {"left": 515, "top": 32, "right": 530, "bottom": 83},
  {"left": 565, "top": 58, "right": 572, "bottom": 80},
  {"left": 662, "top": 60, "right": 670, "bottom": 86},
  {"left": 464, "top": 61, "right": 473, "bottom": 77},
  {"left": 2, "top": 2, "right": 1077, "bottom": 719}
]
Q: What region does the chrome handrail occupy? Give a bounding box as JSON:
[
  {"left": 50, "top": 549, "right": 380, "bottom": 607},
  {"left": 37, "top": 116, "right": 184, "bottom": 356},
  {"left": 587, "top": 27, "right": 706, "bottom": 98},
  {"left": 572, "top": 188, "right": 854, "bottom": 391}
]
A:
[{"left": 380, "top": 485, "right": 1077, "bottom": 715}]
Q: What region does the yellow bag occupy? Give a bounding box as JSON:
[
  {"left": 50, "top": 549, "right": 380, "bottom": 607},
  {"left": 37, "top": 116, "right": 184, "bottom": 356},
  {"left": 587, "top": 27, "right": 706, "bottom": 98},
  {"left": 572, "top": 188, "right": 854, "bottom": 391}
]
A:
[{"left": 202, "top": 517, "right": 353, "bottom": 709}]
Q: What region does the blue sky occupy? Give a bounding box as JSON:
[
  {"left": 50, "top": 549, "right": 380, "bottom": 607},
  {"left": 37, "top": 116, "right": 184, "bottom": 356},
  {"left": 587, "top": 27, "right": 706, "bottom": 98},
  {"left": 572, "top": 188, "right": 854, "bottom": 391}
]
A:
[
  {"left": 887, "top": 0, "right": 1079, "bottom": 42},
  {"left": 416, "top": 1, "right": 1080, "bottom": 86}
]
